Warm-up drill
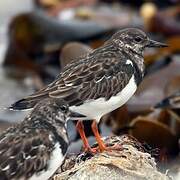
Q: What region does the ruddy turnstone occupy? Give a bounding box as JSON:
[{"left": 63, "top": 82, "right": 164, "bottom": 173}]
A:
[
  {"left": 1, "top": 99, "right": 70, "bottom": 179},
  {"left": 10, "top": 28, "right": 167, "bottom": 152}
]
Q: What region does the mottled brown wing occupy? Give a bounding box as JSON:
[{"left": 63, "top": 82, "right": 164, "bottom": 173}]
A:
[
  {"left": 0, "top": 127, "right": 55, "bottom": 179},
  {"left": 29, "top": 53, "right": 134, "bottom": 107},
  {"left": 18, "top": 50, "right": 135, "bottom": 108},
  {"left": 49, "top": 56, "right": 134, "bottom": 106}
]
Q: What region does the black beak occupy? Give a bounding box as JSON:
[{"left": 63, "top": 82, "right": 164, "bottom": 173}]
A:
[{"left": 147, "top": 39, "right": 168, "bottom": 48}]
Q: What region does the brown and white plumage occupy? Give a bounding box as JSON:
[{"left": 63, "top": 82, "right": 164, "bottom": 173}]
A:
[
  {"left": 0, "top": 99, "right": 69, "bottom": 180},
  {"left": 10, "top": 28, "right": 167, "bottom": 115},
  {"left": 10, "top": 29, "right": 145, "bottom": 114},
  {"left": 10, "top": 28, "right": 167, "bottom": 152}
]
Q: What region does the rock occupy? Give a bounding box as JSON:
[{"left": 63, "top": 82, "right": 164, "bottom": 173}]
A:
[
  {"left": 129, "top": 114, "right": 179, "bottom": 156},
  {"left": 60, "top": 42, "right": 92, "bottom": 69},
  {"left": 53, "top": 135, "right": 170, "bottom": 180}
]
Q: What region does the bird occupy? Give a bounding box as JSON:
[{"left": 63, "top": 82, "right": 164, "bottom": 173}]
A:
[
  {"left": 155, "top": 91, "right": 180, "bottom": 109},
  {"left": 1, "top": 98, "right": 70, "bottom": 180},
  {"left": 10, "top": 28, "right": 167, "bottom": 153}
]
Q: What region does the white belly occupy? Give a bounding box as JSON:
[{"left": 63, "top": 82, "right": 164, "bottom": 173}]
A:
[
  {"left": 29, "top": 143, "right": 64, "bottom": 180},
  {"left": 69, "top": 75, "right": 137, "bottom": 122}
]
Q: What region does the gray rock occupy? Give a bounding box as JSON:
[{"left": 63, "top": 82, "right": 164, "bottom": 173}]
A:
[{"left": 53, "top": 135, "right": 170, "bottom": 180}]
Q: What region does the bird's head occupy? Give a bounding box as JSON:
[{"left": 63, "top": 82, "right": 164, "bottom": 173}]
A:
[{"left": 111, "top": 28, "right": 167, "bottom": 55}]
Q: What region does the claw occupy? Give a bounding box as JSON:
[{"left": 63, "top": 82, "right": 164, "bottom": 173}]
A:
[{"left": 84, "top": 147, "right": 99, "bottom": 154}]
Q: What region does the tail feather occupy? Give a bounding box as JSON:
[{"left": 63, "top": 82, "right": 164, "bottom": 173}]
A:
[
  {"left": 9, "top": 98, "right": 38, "bottom": 110},
  {"left": 9, "top": 88, "right": 50, "bottom": 110}
]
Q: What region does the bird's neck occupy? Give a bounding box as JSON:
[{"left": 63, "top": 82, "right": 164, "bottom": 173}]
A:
[
  {"left": 26, "top": 111, "right": 68, "bottom": 145},
  {"left": 93, "top": 42, "right": 145, "bottom": 83},
  {"left": 126, "top": 49, "right": 145, "bottom": 85},
  {"left": 107, "top": 39, "right": 145, "bottom": 76},
  {"left": 128, "top": 51, "right": 145, "bottom": 76},
  {"left": 119, "top": 44, "right": 145, "bottom": 76}
]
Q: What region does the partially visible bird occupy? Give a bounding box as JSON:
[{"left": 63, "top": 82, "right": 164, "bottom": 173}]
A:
[
  {"left": 155, "top": 91, "right": 180, "bottom": 109},
  {"left": 10, "top": 28, "right": 167, "bottom": 153},
  {"left": 0, "top": 99, "right": 70, "bottom": 180}
]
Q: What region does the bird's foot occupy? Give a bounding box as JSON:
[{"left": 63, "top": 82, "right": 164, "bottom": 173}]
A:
[
  {"left": 96, "top": 143, "right": 123, "bottom": 152},
  {"left": 84, "top": 146, "right": 99, "bottom": 154}
]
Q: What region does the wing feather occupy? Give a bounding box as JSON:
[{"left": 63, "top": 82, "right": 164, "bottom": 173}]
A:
[
  {"left": 0, "top": 127, "right": 56, "bottom": 179},
  {"left": 11, "top": 49, "right": 135, "bottom": 109}
]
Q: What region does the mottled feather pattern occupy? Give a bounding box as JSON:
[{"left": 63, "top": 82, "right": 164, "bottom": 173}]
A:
[
  {"left": 0, "top": 128, "right": 55, "bottom": 179},
  {"left": 10, "top": 28, "right": 150, "bottom": 110},
  {"left": 25, "top": 44, "right": 135, "bottom": 107},
  {"left": 0, "top": 99, "right": 69, "bottom": 179}
]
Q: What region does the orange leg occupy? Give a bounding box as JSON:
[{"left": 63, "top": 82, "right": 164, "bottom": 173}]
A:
[
  {"left": 91, "top": 120, "right": 123, "bottom": 152},
  {"left": 76, "top": 121, "right": 97, "bottom": 153},
  {"left": 91, "top": 120, "right": 107, "bottom": 152}
]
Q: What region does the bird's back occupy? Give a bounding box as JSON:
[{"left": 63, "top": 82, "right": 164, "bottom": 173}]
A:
[
  {"left": 0, "top": 99, "right": 69, "bottom": 179},
  {"left": 10, "top": 43, "right": 136, "bottom": 111}
]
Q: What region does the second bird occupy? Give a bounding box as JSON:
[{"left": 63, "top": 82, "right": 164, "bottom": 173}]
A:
[
  {"left": 1, "top": 99, "right": 70, "bottom": 179},
  {"left": 10, "top": 28, "right": 167, "bottom": 153}
]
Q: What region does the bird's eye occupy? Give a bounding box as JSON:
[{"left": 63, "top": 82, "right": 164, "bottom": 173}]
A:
[{"left": 134, "top": 36, "right": 142, "bottom": 43}]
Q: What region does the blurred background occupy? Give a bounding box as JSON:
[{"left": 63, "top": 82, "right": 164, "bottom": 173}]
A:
[{"left": 0, "top": 0, "right": 179, "bottom": 178}]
